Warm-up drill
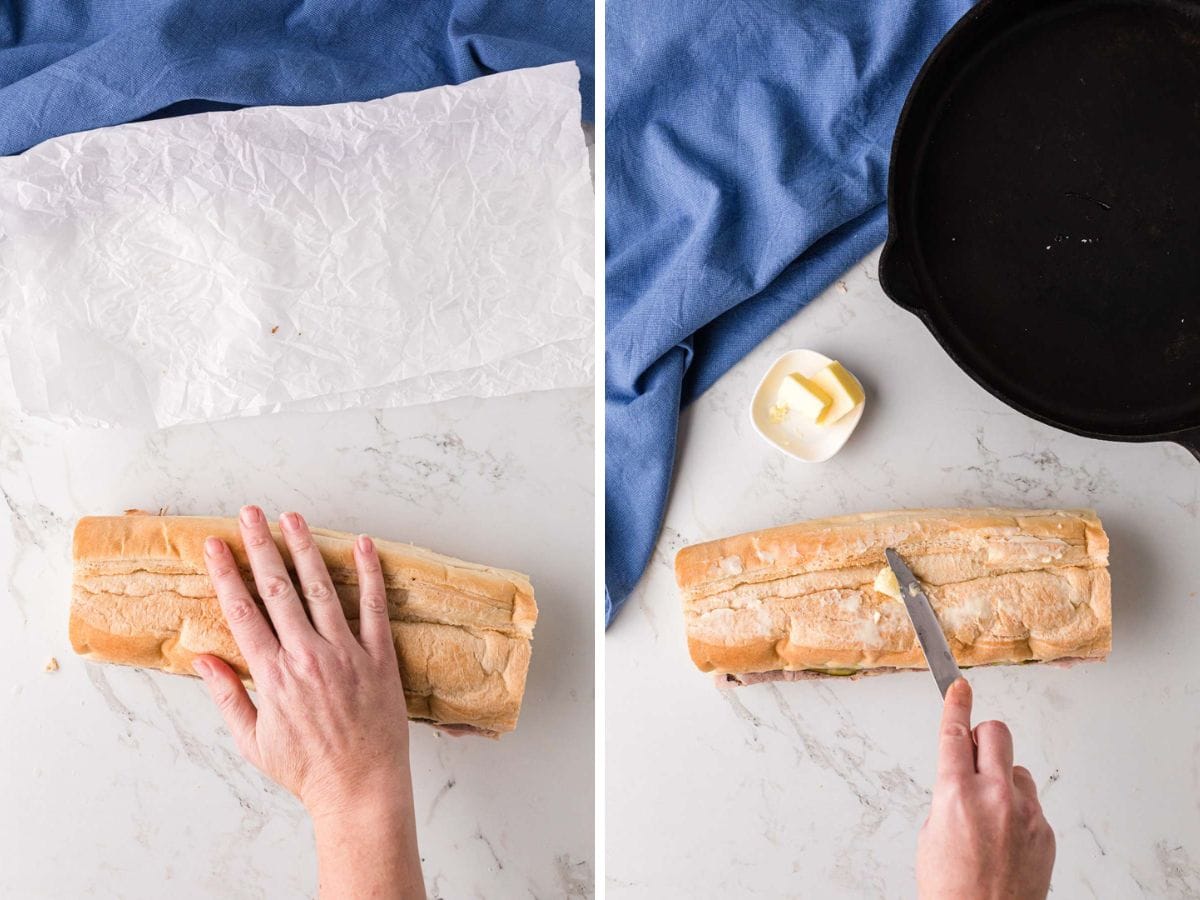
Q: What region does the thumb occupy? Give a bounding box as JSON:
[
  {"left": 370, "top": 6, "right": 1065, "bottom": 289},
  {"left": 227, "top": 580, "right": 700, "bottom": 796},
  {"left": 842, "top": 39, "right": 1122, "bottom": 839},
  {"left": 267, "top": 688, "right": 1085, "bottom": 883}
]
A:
[{"left": 193, "top": 655, "right": 260, "bottom": 766}]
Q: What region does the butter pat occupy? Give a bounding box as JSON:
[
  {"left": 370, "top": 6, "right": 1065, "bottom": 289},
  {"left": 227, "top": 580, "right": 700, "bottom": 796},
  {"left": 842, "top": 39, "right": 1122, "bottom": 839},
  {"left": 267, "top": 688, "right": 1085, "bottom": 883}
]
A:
[
  {"left": 873, "top": 566, "right": 901, "bottom": 601},
  {"left": 775, "top": 373, "right": 831, "bottom": 423},
  {"left": 811, "top": 361, "right": 865, "bottom": 425}
]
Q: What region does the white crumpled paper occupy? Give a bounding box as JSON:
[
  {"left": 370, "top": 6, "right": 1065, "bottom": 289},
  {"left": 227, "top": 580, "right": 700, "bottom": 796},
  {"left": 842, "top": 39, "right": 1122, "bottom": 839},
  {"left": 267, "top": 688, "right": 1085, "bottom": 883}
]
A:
[{"left": 0, "top": 62, "right": 593, "bottom": 428}]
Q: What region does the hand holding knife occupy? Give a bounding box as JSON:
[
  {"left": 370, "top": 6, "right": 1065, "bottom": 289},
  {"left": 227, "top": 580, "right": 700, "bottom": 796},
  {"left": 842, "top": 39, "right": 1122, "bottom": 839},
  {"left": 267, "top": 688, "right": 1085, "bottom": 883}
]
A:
[{"left": 886, "top": 548, "right": 1057, "bottom": 899}]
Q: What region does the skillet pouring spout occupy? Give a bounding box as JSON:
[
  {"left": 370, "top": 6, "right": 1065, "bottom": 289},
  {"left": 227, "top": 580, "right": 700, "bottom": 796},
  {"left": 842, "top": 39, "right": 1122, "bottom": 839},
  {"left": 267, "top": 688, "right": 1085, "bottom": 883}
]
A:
[{"left": 877, "top": 237, "right": 923, "bottom": 315}]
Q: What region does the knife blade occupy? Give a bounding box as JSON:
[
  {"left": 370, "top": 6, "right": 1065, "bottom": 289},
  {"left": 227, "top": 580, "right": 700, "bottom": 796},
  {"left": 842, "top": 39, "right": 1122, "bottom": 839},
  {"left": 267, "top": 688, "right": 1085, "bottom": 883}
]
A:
[{"left": 884, "top": 548, "right": 963, "bottom": 698}]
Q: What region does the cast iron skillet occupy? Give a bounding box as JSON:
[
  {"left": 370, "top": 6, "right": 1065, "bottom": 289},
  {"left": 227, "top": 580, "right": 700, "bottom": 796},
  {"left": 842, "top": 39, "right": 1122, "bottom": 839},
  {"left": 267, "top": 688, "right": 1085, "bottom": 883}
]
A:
[{"left": 880, "top": 0, "right": 1200, "bottom": 460}]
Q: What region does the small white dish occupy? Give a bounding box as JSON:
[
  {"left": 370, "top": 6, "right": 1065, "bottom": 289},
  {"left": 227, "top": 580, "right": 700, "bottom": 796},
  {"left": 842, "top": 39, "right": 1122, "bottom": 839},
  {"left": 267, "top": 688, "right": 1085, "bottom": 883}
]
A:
[{"left": 749, "top": 349, "right": 866, "bottom": 462}]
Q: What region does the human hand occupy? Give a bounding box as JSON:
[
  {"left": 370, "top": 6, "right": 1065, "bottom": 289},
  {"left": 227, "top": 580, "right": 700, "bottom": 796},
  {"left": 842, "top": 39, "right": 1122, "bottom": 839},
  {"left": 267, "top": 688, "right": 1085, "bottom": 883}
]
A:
[
  {"left": 916, "top": 679, "right": 1055, "bottom": 900},
  {"left": 193, "top": 505, "right": 424, "bottom": 899}
]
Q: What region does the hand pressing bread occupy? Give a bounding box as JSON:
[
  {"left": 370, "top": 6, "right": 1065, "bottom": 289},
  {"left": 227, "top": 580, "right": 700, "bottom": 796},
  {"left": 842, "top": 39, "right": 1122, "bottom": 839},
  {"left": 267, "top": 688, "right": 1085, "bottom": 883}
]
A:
[
  {"left": 70, "top": 512, "right": 537, "bottom": 735},
  {"left": 195, "top": 506, "right": 426, "bottom": 900}
]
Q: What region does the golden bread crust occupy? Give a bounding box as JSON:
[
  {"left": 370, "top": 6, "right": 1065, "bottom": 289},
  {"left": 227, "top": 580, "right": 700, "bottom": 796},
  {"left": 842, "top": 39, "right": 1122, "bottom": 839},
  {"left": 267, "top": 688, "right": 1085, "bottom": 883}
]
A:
[
  {"left": 71, "top": 514, "right": 537, "bottom": 735},
  {"left": 675, "top": 508, "right": 1110, "bottom": 677}
]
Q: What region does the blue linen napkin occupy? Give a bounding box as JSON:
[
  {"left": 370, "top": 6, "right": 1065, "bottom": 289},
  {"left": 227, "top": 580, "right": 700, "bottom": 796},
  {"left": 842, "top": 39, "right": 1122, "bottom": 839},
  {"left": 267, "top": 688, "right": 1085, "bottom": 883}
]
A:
[
  {"left": 606, "top": 0, "right": 974, "bottom": 623},
  {"left": 0, "top": 0, "right": 593, "bottom": 156}
]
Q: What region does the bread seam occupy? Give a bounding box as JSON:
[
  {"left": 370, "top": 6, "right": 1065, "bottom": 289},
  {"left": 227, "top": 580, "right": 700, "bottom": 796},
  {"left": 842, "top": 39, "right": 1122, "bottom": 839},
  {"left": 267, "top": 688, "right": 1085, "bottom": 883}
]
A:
[{"left": 70, "top": 583, "right": 531, "bottom": 639}]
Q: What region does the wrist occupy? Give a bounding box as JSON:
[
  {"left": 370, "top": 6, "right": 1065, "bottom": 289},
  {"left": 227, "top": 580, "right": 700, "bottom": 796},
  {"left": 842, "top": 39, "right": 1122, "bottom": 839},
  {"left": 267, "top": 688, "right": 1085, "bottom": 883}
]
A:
[
  {"left": 311, "top": 779, "right": 425, "bottom": 900},
  {"left": 307, "top": 769, "right": 415, "bottom": 829}
]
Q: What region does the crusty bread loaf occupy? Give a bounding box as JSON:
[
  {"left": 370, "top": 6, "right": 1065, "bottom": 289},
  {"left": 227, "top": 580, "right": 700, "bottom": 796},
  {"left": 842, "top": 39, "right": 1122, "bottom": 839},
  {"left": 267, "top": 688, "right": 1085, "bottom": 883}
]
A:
[
  {"left": 675, "top": 508, "right": 1110, "bottom": 680},
  {"left": 71, "top": 513, "right": 537, "bottom": 736}
]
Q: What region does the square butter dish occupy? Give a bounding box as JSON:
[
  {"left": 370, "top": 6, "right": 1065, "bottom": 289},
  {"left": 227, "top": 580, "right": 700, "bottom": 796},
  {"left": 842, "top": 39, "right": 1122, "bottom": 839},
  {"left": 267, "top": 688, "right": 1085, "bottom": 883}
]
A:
[{"left": 749, "top": 349, "right": 866, "bottom": 462}]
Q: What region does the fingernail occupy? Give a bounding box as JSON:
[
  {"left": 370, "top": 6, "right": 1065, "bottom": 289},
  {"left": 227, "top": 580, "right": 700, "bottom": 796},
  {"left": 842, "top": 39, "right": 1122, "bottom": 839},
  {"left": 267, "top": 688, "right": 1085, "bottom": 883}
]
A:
[
  {"left": 357, "top": 534, "right": 373, "bottom": 553},
  {"left": 204, "top": 537, "right": 225, "bottom": 557},
  {"left": 192, "top": 658, "right": 212, "bottom": 678},
  {"left": 240, "top": 505, "right": 262, "bottom": 526},
  {"left": 281, "top": 512, "right": 301, "bottom": 532}
]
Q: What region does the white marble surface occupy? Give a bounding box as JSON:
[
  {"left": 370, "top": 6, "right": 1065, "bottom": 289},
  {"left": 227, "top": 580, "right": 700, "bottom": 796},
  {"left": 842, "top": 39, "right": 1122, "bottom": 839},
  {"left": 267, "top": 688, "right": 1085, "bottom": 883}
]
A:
[
  {"left": 606, "top": 246, "right": 1200, "bottom": 899},
  {"left": 0, "top": 361, "right": 595, "bottom": 897}
]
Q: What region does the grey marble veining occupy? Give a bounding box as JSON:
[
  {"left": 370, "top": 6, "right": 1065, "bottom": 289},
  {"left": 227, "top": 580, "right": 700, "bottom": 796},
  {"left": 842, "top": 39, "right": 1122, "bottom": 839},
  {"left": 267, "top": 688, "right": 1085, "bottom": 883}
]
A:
[
  {"left": 0, "top": 354, "right": 595, "bottom": 898},
  {"left": 606, "top": 246, "right": 1200, "bottom": 899}
]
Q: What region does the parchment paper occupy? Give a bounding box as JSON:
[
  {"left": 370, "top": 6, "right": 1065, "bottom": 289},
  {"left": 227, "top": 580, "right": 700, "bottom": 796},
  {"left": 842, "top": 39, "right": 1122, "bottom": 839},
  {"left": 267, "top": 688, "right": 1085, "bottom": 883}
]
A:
[{"left": 0, "top": 62, "right": 593, "bottom": 428}]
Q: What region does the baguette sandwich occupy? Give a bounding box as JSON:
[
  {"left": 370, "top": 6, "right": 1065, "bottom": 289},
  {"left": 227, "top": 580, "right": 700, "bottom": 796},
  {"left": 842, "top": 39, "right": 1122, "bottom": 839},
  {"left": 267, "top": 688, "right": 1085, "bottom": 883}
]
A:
[
  {"left": 70, "top": 513, "right": 537, "bottom": 736},
  {"left": 675, "top": 508, "right": 1110, "bottom": 684}
]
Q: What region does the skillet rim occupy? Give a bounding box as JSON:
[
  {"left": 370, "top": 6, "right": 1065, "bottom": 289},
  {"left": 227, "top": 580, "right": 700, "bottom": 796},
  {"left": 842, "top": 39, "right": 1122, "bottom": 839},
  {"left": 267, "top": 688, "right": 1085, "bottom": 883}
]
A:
[{"left": 878, "top": 0, "right": 1200, "bottom": 459}]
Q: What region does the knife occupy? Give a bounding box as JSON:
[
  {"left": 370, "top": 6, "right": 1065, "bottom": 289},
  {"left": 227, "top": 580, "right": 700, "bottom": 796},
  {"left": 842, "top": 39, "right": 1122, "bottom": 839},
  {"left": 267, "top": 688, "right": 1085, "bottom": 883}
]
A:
[{"left": 884, "top": 548, "right": 964, "bottom": 698}]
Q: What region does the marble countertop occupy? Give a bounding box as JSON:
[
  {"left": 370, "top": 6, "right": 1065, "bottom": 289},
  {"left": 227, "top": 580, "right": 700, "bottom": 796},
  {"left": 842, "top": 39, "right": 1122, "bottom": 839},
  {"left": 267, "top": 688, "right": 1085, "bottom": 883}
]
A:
[
  {"left": 0, "top": 365, "right": 595, "bottom": 897},
  {"left": 606, "top": 246, "right": 1200, "bottom": 899}
]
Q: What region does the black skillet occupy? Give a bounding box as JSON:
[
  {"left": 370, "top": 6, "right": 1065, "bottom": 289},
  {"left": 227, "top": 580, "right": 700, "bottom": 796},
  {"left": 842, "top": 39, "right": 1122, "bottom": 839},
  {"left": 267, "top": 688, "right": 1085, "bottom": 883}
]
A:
[{"left": 880, "top": 0, "right": 1200, "bottom": 461}]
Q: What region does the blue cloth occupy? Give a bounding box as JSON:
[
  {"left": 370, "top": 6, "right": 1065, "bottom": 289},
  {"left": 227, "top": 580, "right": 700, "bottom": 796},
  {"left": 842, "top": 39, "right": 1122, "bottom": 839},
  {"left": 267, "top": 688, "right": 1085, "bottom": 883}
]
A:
[
  {"left": 0, "top": 0, "right": 593, "bottom": 156},
  {"left": 606, "top": 0, "right": 974, "bottom": 623}
]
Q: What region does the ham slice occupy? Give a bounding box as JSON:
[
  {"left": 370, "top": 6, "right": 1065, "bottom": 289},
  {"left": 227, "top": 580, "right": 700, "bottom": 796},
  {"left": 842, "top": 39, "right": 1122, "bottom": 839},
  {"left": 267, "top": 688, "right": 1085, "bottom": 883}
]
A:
[{"left": 720, "top": 657, "right": 1099, "bottom": 688}]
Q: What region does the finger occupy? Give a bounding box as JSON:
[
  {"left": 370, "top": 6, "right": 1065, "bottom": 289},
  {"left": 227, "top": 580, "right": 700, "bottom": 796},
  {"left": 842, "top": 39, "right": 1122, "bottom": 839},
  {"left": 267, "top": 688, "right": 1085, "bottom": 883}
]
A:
[
  {"left": 1013, "top": 766, "right": 1040, "bottom": 803},
  {"left": 194, "top": 655, "right": 261, "bottom": 767},
  {"left": 355, "top": 534, "right": 398, "bottom": 667},
  {"left": 279, "top": 512, "right": 354, "bottom": 644},
  {"left": 937, "top": 678, "right": 977, "bottom": 779},
  {"left": 203, "top": 535, "right": 279, "bottom": 671},
  {"left": 238, "top": 505, "right": 314, "bottom": 645},
  {"left": 974, "top": 720, "right": 1015, "bottom": 779}
]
